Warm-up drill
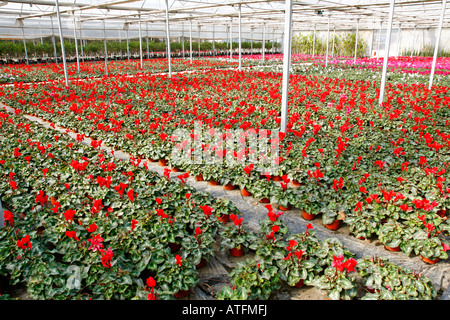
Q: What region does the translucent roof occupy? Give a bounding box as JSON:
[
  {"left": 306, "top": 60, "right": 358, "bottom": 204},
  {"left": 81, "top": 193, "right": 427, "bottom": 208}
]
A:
[{"left": 0, "top": 0, "right": 448, "bottom": 41}]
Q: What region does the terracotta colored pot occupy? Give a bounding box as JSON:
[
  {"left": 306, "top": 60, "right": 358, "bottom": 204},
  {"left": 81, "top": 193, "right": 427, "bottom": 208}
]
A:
[
  {"left": 217, "top": 214, "right": 230, "bottom": 224},
  {"left": 229, "top": 247, "right": 245, "bottom": 257},
  {"left": 50, "top": 197, "right": 58, "bottom": 206},
  {"left": 174, "top": 290, "right": 190, "bottom": 298},
  {"left": 278, "top": 204, "right": 291, "bottom": 211},
  {"left": 224, "top": 183, "right": 235, "bottom": 190},
  {"left": 272, "top": 175, "right": 282, "bottom": 181},
  {"left": 420, "top": 255, "right": 440, "bottom": 264},
  {"left": 168, "top": 242, "right": 181, "bottom": 253},
  {"left": 196, "top": 258, "right": 207, "bottom": 269},
  {"left": 241, "top": 188, "right": 252, "bottom": 197},
  {"left": 260, "top": 198, "right": 270, "bottom": 203},
  {"left": 325, "top": 219, "right": 340, "bottom": 231},
  {"left": 437, "top": 209, "right": 447, "bottom": 218},
  {"left": 292, "top": 180, "right": 301, "bottom": 187},
  {"left": 302, "top": 210, "right": 316, "bottom": 221},
  {"left": 158, "top": 159, "right": 168, "bottom": 167},
  {"left": 195, "top": 174, "right": 204, "bottom": 181},
  {"left": 171, "top": 167, "right": 180, "bottom": 172},
  {"left": 294, "top": 279, "right": 305, "bottom": 288},
  {"left": 209, "top": 180, "right": 219, "bottom": 186},
  {"left": 384, "top": 245, "right": 401, "bottom": 252},
  {"left": 358, "top": 236, "right": 366, "bottom": 240},
  {"left": 147, "top": 158, "right": 157, "bottom": 163}
]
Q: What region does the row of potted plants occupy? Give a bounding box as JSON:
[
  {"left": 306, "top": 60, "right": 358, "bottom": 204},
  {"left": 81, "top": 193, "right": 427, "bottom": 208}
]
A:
[{"left": 0, "top": 66, "right": 448, "bottom": 263}]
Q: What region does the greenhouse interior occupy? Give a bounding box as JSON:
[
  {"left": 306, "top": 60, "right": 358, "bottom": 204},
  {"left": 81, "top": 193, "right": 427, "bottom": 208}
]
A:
[{"left": 0, "top": 0, "right": 449, "bottom": 303}]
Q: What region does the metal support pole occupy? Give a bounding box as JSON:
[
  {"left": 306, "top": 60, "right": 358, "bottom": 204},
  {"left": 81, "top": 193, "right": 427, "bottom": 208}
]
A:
[
  {"left": 189, "top": 19, "right": 193, "bottom": 63},
  {"left": 379, "top": 0, "right": 395, "bottom": 106},
  {"left": 55, "top": 0, "right": 69, "bottom": 87},
  {"left": 182, "top": 22, "right": 185, "bottom": 58},
  {"left": 280, "top": 0, "right": 293, "bottom": 134},
  {"left": 326, "top": 15, "right": 330, "bottom": 67},
  {"left": 126, "top": 24, "right": 130, "bottom": 60},
  {"left": 238, "top": 4, "right": 242, "bottom": 71},
  {"left": 331, "top": 26, "right": 335, "bottom": 57},
  {"left": 72, "top": 13, "right": 80, "bottom": 72},
  {"left": 165, "top": 0, "right": 172, "bottom": 77},
  {"left": 103, "top": 20, "right": 108, "bottom": 75},
  {"left": 20, "top": 25, "right": 29, "bottom": 65},
  {"left": 212, "top": 24, "right": 215, "bottom": 57},
  {"left": 251, "top": 27, "right": 253, "bottom": 54},
  {"left": 354, "top": 18, "right": 359, "bottom": 63},
  {"left": 138, "top": 13, "right": 143, "bottom": 69},
  {"left": 229, "top": 19, "right": 233, "bottom": 60},
  {"left": 262, "top": 23, "right": 266, "bottom": 62},
  {"left": 198, "top": 24, "right": 201, "bottom": 57},
  {"left": 312, "top": 25, "right": 316, "bottom": 58},
  {"left": 0, "top": 198, "right": 4, "bottom": 229},
  {"left": 146, "top": 23, "right": 150, "bottom": 60},
  {"left": 429, "top": 0, "right": 447, "bottom": 90},
  {"left": 50, "top": 16, "right": 58, "bottom": 64}
]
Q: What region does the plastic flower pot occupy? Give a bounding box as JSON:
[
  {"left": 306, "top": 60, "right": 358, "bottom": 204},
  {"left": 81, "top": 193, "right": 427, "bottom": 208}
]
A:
[
  {"left": 294, "top": 279, "right": 305, "bottom": 288},
  {"left": 171, "top": 167, "right": 180, "bottom": 172},
  {"left": 325, "top": 219, "right": 340, "bottom": 231},
  {"left": 241, "top": 188, "right": 252, "bottom": 197},
  {"left": 384, "top": 245, "right": 401, "bottom": 252},
  {"left": 174, "top": 289, "right": 190, "bottom": 298},
  {"left": 158, "top": 159, "right": 168, "bottom": 166},
  {"left": 437, "top": 209, "right": 447, "bottom": 218},
  {"left": 195, "top": 174, "right": 204, "bottom": 181},
  {"left": 217, "top": 214, "right": 230, "bottom": 223},
  {"left": 278, "top": 204, "right": 291, "bottom": 211},
  {"left": 272, "top": 175, "right": 282, "bottom": 181},
  {"left": 302, "top": 210, "right": 316, "bottom": 220},
  {"left": 196, "top": 258, "right": 207, "bottom": 269},
  {"left": 260, "top": 198, "right": 270, "bottom": 203},
  {"left": 229, "top": 247, "right": 245, "bottom": 257},
  {"left": 420, "top": 255, "right": 440, "bottom": 264},
  {"left": 292, "top": 180, "right": 301, "bottom": 187},
  {"left": 209, "top": 180, "right": 220, "bottom": 186},
  {"left": 50, "top": 197, "right": 58, "bottom": 206},
  {"left": 224, "top": 183, "right": 235, "bottom": 190}
]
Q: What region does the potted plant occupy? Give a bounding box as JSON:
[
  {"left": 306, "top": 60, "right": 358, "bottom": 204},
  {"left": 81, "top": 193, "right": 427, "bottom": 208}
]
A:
[
  {"left": 309, "top": 254, "right": 358, "bottom": 300},
  {"left": 219, "top": 214, "right": 259, "bottom": 257},
  {"left": 377, "top": 221, "right": 408, "bottom": 252},
  {"left": 357, "top": 256, "right": 438, "bottom": 300},
  {"left": 228, "top": 258, "right": 281, "bottom": 300},
  {"left": 271, "top": 176, "right": 300, "bottom": 211},
  {"left": 216, "top": 286, "right": 249, "bottom": 300},
  {"left": 155, "top": 254, "right": 199, "bottom": 299}
]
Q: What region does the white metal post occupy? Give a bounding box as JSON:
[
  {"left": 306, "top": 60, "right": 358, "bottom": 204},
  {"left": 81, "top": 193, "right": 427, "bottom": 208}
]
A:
[
  {"left": 326, "top": 15, "right": 330, "bottom": 67},
  {"left": 50, "top": 16, "right": 58, "bottom": 64},
  {"left": 429, "top": 0, "right": 447, "bottom": 90},
  {"left": 312, "top": 25, "right": 316, "bottom": 58},
  {"left": 79, "top": 21, "right": 85, "bottom": 63},
  {"left": 126, "top": 24, "right": 130, "bottom": 60},
  {"left": 396, "top": 24, "right": 402, "bottom": 57},
  {"left": 146, "top": 23, "right": 150, "bottom": 59},
  {"left": 198, "top": 24, "right": 201, "bottom": 57},
  {"left": 379, "top": 0, "right": 395, "bottom": 106},
  {"left": 20, "top": 24, "right": 29, "bottom": 65},
  {"left": 103, "top": 20, "right": 108, "bottom": 75},
  {"left": 354, "top": 18, "right": 359, "bottom": 63},
  {"left": 189, "top": 19, "right": 193, "bottom": 63},
  {"left": 377, "top": 22, "right": 382, "bottom": 61},
  {"left": 262, "top": 23, "right": 265, "bottom": 62},
  {"left": 212, "top": 24, "right": 215, "bottom": 57},
  {"left": 331, "top": 26, "right": 335, "bottom": 57},
  {"left": 238, "top": 4, "right": 242, "bottom": 71},
  {"left": 72, "top": 12, "right": 80, "bottom": 72},
  {"left": 138, "top": 13, "right": 143, "bottom": 69},
  {"left": 55, "top": 0, "right": 69, "bottom": 87},
  {"left": 229, "top": 19, "right": 233, "bottom": 60},
  {"left": 411, "top": 25, "right": 417, "bottom": 57},
  {"left": 165, "top": 0, "right": 172, "bottom": 77},
  {"left": 182, "top": 22, "right": 185, "bottom": 58},
  {"left": 280, "top": 0, "right": 293, "bottom": 134}
]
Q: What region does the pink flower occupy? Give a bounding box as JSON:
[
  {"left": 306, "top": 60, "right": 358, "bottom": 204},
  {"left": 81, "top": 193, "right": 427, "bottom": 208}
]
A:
[{"left": 88, "top": 234, "right": 104, "bottom": 252}]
